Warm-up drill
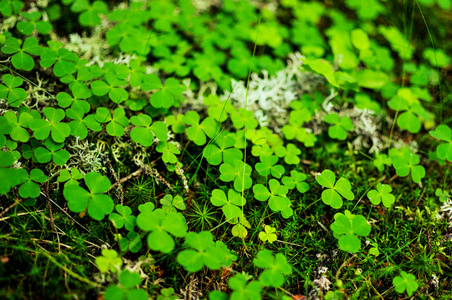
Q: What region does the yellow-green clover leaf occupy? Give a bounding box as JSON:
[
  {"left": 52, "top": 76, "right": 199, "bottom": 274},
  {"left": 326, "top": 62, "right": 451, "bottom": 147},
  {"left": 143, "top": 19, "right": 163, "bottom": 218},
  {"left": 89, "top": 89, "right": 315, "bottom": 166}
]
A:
[
  {"left": 389, "top": 147, "right": 425, "bottom": 183},
  {"left": 210, "top": 189, "right": 246, "bottom": 221},
  {"left": 203, "top": 131, "right": 242, "bottom": 165},
  {"left": 393, "top": 271, "right": 418, "bottom": 297},
  {"left": 255, "top": 155, "right": 285, "bottom": 178},
  {"left": 184, "top": 111, "right": 217, "bottom": 146},
  {"left": 253, "top": 249, "right": 292, "bottom": 288},
  {"left": 228, "top": 273, "right": 262, "bottom": 300},
  {"left": 220, "top": 159, "right": 252, "bottom": 192},
  {"left": 95, "top": 249, "right": 122, "bottom": 273},
  {"left": 259, "top": 225, "right": 277, "bottom": 243},
  {"left": 316, "top": 169, "right": 354, "bottom": 209},
  {"left": 324, "top": 113, "right": 354, "bottom": 140},
  {"left": 160, "top": 194, "right": 186, "bottom": 214},
  {"left": 330, "top": 210, "right": 371, "bottom": 253},
  {"left": 429, "top": 124, "right": 452, "bottom": 162},
  {"left": 253, "top": 179, "right": 292, "bottom": 218},
  {"left": 367, "top": 183, "right": 395, "bottom": 208}
]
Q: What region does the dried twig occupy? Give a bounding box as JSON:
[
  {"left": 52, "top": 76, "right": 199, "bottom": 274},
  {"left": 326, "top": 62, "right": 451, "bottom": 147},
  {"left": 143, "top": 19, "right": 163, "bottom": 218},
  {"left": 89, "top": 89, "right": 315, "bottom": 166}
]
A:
[{"left": 0, "top": 199, "right": 23, "bottom": 219}]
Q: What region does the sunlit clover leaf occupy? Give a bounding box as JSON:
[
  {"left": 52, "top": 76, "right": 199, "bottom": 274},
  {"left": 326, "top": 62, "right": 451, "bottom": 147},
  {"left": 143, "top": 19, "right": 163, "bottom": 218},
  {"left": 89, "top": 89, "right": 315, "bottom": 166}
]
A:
[
  {"left": 204, "top": 94, "right": 235, "bottom": 122},
  {"left": 229, "top": 273, "right": 262, "bottom": 300},
  {"left": 282, "top": 170, "right": 309, "bottom": 193},
  {"left": 324, "top": 113, "right": 354, "bottom": 140},
  {"left": 17, "top": 168, "right": 47, "bottom": 198},
  {"left": 331, "top": 210, "right": 371, "bottom": 253},
  {"left": 1, "top": 37, "right": 42, "bottom": 71},
  {"left": 160, "top": 194, "right": 185, "bottom": 214},
  {"left": 141, "top": 74, "right": 184, "bottom": 108},
  {"left": 253, "top": 249, "right": 292, "bottom": 288},
  {"left": 274, "top": 143, "right": 301, "bottom": 165},
  {"left": 77, "top": 0, "right": 108, "bottom": 27},
  {"left": 0, "top": 151, "right": 22, "bottom": 194},
  {"left": 0, "top": 0, "right": 23, "bottom": 17},
  {"left": 316, "top": 169, "right": 354, "bottom": 209},
  {"left": 423, "top": 48, "right": 450, "bottom": 68},
  {"left": 302, "top": 58, "right": 339, "bottom": 87},
  {"left": 230, "top": 108, "right": 258, "bottom": 130},
  {"left": 130, "top": 114, "right": 168, "bottom": 147},
  {"left": 259, "top": 225, "right": 277, "bottom": 243},
  {"left": 356, "top": 69, "right": 389, "bottom": 90},
  {"left": 373, "top": 153, "right": 392, "bottom": 172},
  {"left": 137, "top": 208, "right": 187, "bottom": 253},
  {"left": 0, "top": 74, "right": 27, "bottom": 106},
  {"left": 56, "top": 84, "right": 91, "bottom": 113},
  {"left": 177, "top": 231, "right": 236, "bottom": 272},
  {"left": 253, "top": 179, "right": 291, "bottom": 216},
  {"left": 40, "top": 48, "right": 77, "bottom": 77},
  {"left": 95, "top": 249, "right": 122, "bottom": 273},
  {"left": 436, "top": 188, "right": 450, "bottom": 203},
  {"left": 34, "top": 137, "right": 70, "bottom": 165},
  {"left": 29, "top": 107, "right": 70, "bottom": 143},
  {"left": 351, "top": 28, "right": 370, "bottom": 51},
  {"left": 219, "top": 159, "right": 252, "bottom": 192},
  {"left": 66, "top": 107, "right": 102, "bottom": 139},
  {"left": 109, "top": 204, "right": 136, "bottom": 231},
  {"left": 203, "top": 131, "right": 242, "bottom": 165},
  {"left": 17, "top": 11, "right": 52, "bottom": 35},
  {"left": 393, "top": 271, "right": 418, "bottom": 297},
  {"left": 211, "top": 189, "right": 245, "bottom": 221},
  {"left": 367, "top": 183, "right": 395, "bottom": 208},
  {"left": 4, "top": 111, "right": 32, "bottom": 142},
  {"left": 429, "top": 125, "right": 452, "bottom": 162},
  {"left": 119, "top": 231, "right": 143, "bottom": 253},
  {"left": 388, "top": 96, "right": 427, "bottom": 134},
  {"left": 184, "top": 111, "right": 217, "bottom": 146},
  {"left": 156, "top": 141, "right": 180, "bottom": 164},
  {"left": 91, "top": 72, "right": 128, "bottom": 103},
  {"left": 378, "top": 26, "right": 414, "bottom": 60},
  {"left": 57, "top": 168, "right": 83, "bottom": 187},
  {"left": 389, "top": 147, "right": 425, "bottom": 183},
  {"left": 95, "top": 107, "right": 129, "bottom": 137},
  {"left": 63, "top": 172, "right": 114, "bottom": 220},
  {"left": 255, "top": 155, "right": 285, "bottom": 178}
]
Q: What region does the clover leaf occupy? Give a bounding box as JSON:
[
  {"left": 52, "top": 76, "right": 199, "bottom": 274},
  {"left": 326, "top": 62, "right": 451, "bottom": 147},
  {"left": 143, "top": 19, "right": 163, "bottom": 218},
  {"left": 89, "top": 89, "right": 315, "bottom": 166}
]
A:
[
  {"left": 0, "top": 0, "right": 23, "bottom": 17},
  {"left": 393, "top": 271, "right": 418, "bottom": 297},
  {"left": 184, "top": 111, "right": 217, "bottom": 146},
  {"left": 17, "top": 168, "right": 47, "bottom": 198},
  {"left": 274, "top": 143, "right": 301, "bottom": 165},
  {"left": 429, "top": 124, "right": 452, "bottom": 162},
  {"left": 203, "top": 131, "right": 242, "bottom": 165},
  {"left": 253, "top": 249, "right": 292, "bottom": 288},
  {"left": 136, "top": 208, "right": 187, "bottom": 253},
  {"left": 373, "top": 153, "right": 392, "bottom": 172},
  {"left": 141, "top": 75, "right": 184, "bottom": 108},
  {"left": 17, "top": 11, "right": 52, "bottom": 35},
  {"left": 57, "top": 168, "right": 83, "bottom": 187},
  {"left": 95, "top": 249, "right": 122, "bottom": 273},
  {"left": 4, "top": 111, "right": 32, "bottom": 142},
  {"left": 435, "top": 188, "right": 450, "bottom": 203},
  {"left": 204, "top": 94, "right": 235, "bottom": 122},
  {"left": 255, "top": 155, "right": 285, "bottom": 178},
  {"left": 95, "top": 107, "right": 129, "bottom": 137},
  {"left": 156, "top": 141, "right": 180, "bottom": 164},
  {"left": 40, "top": 47, "right": 77, "bottom": 77},
  {"left": 0, "top": 74, "right": 27, "bottom": 106},
  {"left": 91, "top": 72, "right": 129, "bottom": 103},
  {"left": 29, "top": 107, "right": 71, "bottom": 143},
  {"left": 130, "top": 114, "right": 168, "bottom": 146},
  {"left": 34, "top": 137, "right": 70, "bottom": 165},
  {"left": 316, "top": 169, "right": 354, "bottom": 209},
  {"left": 331, "top": 210, "right": 371, "bottom": 253},
  {"left": 324, "top": 113, "right": 354, "bottom": 140},
  {"left": 228, "top": 273, "right": 262, "bottom": 300},
  {"left": 389, "top": 147, "right": 425, "bottom": 183},
  {"left": 109, "top": 204, "right": 136, "bottom": 231},
  {"left": 253, "top": 179, "right": 292, "bottom": 218},
  {"left": 282, "top": 170, "right": 310, "bottom": 193},
  {"left": 230, "top": 108, "right": 258, "bottom": 130},
  {"left": 367, "top": 183, "right": 395, "bottom": 208},
  {"left": 423, "top": 47, "right": 450, "bottom": 68},
  {"left": 176, "top": 231, "right": 237, "bottom": 272},
  {"left": 66, "top": 107, "right": 102, "bottom": 139},
  {"left": 119, "top": 231, "right": 143, "bottom": 253},
  {"left": 75, "top": 0, "right": 108, "bottom": 27},
  {"left": 1, "top": 37, "right": 42, "bottom": 71},
  {"left": 0, "top": 151, "right": 22, "bottom": 194},
  {"left": 56, "top": 84, "right": 91, "bottom": 113},
  {"left": 63, "top": 172, "right": 114, "bottom": 220},
  {"left": 259, "top": 225, "right": 277, "bottom": 243},
  {"left": 388, "top": 96, "right": 430, "bottom": 134},
  {"left": 302, "top": 58, "right": 339, "bottom": 87},
  {"left": 219, "top": 159, "right": 252, "bottom": 192},
  {"left": 160, "top": 194, "right": 186, "bottom": 214},
  {"left": 211, "top": 189, "right": 246, "bottom": 221}
]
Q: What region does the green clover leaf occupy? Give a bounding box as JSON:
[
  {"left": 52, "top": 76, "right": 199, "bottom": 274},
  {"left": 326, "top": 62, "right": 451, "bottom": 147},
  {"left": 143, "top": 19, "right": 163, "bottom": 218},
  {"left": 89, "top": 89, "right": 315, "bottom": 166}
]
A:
[
  {"left": 91, "top": 72, "right": 129, "bottom": 103},
  {"left": 255, "top": 155, "right": 285, "bottom": 178},
  {"left": 0, "top": 0, "right": 23, "bottom": 17},
  {"left": 429, "top": 125, "right": 452, "bottom": 162},
  {"left": 29, "top": 107, "right": 71, "bottom": 143},
  {"left": 393, "top": 271, "right": 418, "bottom": 297},
  {"left": 388, "top": 96, "right": 431, "bottom": 134},
  {"left": 66, "top": 107, "right": 102, "bottom": 139},
  {"left": 274, "top": 143, "right": 301, "bottom": 165},
  {"left": 211, "top": 189, "right": 246, "bottom": 221},
  {"left": 130, "top": 114, "right": 168, "bottom": 146},
  {"left": 95, "top": 249, "right": 122, "bottom": 273},
  {"left": 34, "top": 137, "right": 70, "bottom": 165},
  {"left": 281, "top": 170, "right": 310, "bottom": 193},
  {"left": 389, "top": 147, "right": 425, "bottom": 183},
  {"left": 156, "top": 141, "right": 180, "bottom": 164},
  {"left": 40, "top": 47, "right": 77, "bottom": 77},
  {"left": 57, "top": 168, "right": 83, "bottom": 187},
  {"left": 1, "top": 37, "right": 42, "bottom": 71},
  {"left": 136, "top": 208, "right": 187, "bottom": 253},
  {"left": 119, "top": 231, "right": 143, "bottom": 253},
  {"left": 253, "top": 249, "right": 292, "bottom": 287},
  {"left": 423, "top": 48, "right": 450, "bottom": 68},
  {"left": 219, "top": 159, "right": 252, "bottom": 192},
  {"left": 316, "top": 169, "right": 354, "bottom": 209},
  {"left": 367, "top": 183, "right": 395, "bottom": 207},
  {"left": 141, "top": 75, "right": 184, "bottom": 108},
  {"left": 259, "top": 225, "right": 277, "bottom": 243},
  {"left": 184, "top": 111, "right": 217, "bottom": 146},
  {"left": 0, "top": 74, "right": 27, "bottom": 106},
  {"left": 435, "top": 188, "right": 450, "bottom": 203},
  {"left": 95, "top": 107, "right": 129, "bottom": 137},
  {"left": 109, "top": 204, "right": 136, "bottom": 231},
  {"left": 203, "top": 131, "right": 242, "bottom": 165},
  {"left": 63, "top": 172, "right": 114, "bottom": 220},
  {"left": 324, "top": 113, "right": 354, "bottom": 140},
  {"left": 230, "top": 108, "right": 258, "bottom": 130},
  {"left": 176, "top": 231, "right": 237, "bottom": 272},
  {"left": 228, "top": 273, "right": 262, "bottom": 300},
  {"left": 17, "top": 168, "right": 47, "bottom": 198},
  {"left": 56, "top": 84, "right": 91, "bottom": 113},
  {"left": 0, "top": 151, "right": 22, "bottom": 194},
  {"left": 4, "top": 111, "right": 32, "bottom": 142},
  {"left": 204, "top": 94, "right": 235, "bottom": 122},
  {"left": 76, "top": 0, "right": 108, "bottom": 27},
  {"left": 253, "top": 179, "right": 292, "bottom": 217},
  {"left": 17, "top": 11, "right": 52, "bottom": 35},
  {"left": 160, "top": 194, "right": 186, "bottom": 214},
  {"left": 373, "top": 153, "right": 392, "bottom": 172},
  {"left": 330, "top": 210, "right": 371, "bottom": 253}
]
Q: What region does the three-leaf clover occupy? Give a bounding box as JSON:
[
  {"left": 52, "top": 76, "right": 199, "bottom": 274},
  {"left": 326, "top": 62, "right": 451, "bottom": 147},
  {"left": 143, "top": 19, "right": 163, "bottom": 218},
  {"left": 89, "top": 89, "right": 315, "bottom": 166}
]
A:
[
  {"left": 34, "top": 137, "right": 70, "bottom": 165},
  {"left": 141, "top": 75, "right": 184, "bottom": 108},
  {"left": 17, "top": 11, "right": 52, "bottom": 35},
  {"left": 435, "top": 188, "right": 450, "bottom": 203},
  {"left": 219, "top": 159, "right": 252, "bottom": 192},
  {"left": 184, "top": 111, "right": 217, "bottom": 146},
  {"left": 56, "top": 84, "right": 91, "bottom": 113},
  {"left": 40, "top": 45, "right": 78, "bottom": 77},
  {"left": 255, "top": 155, "right": 285, "bottom": 178},
  {"left": 203, "top": 131, "right": 242, "bottom": 165},
  {"left": 1, "top": 37, "right": 42, "bottom": 71},
  {"left": 109, "top": 204, "right": 136, "bottom": 231},
  {"left": 388, "top": 96, "right": 431, "bottom": 134},
  {"left": 95, "top": 249, "right": 122, "bottom": 273},
  {"left": 281, "top": 170, "right": 310, "bottom": 193},
  {"left": 253, "top": 249, "right": 292, "bottom": 287},
  {"left": 160, "top": 194, "right": 186, "bottom": 214},
  {"left": 367, "top": 183, "right": 395, "bottom": 207},
  {"left": 324, "top": 113, "right": 354, "bottom": 140},
  {"left": 57, "top": 168, "right": 83, "bottom": 187},
  {"left": 0, "top": 151, "right": 22, "bottom": 194},
  {"left": 91, "top": 72, "right": 129, "bottom": 103},
  {"left": 4, "top": 111, "right": 32, "bottom": 142},
  {"left": 389, "top": 147, "right": 425, "bottom": 183},
  {"left": 119, "top": 231, "right": 143, "bottom": 253},
  {"left": 0, "top": 74, "right": 27, "bottom": 106},
  {"left": 130, "top": 114, "right": 168, "bottom": 146},
  {"left": 17, "top": 168, "right": 47, "bottom": 198},
  {"left": 66, "top": 107, "right": 102, "bottom": 139},
  {"left": 429, "top": 125, "right": 452, "bottom": 162},
  {"left": 253, "top": 179, "right": 292, "bottom": 218},
  {"left": 210, "top": 189, "right": 246, "bottom": 221},
  {"left": 316, "top": 169, "right": 354, "bottom": 209},
  {"left": 136, "top": 207, "right": 187, "bottom": 253},
  {"left": 63, "top": 172, "right": 115, "bottom": 220},
  {"left": 393, "top": 271, "right": 418, "bottom": 297},
  {"left": 29, "top": 107, "right": 71, "bottom": 143},
  {"left": 95, "top": 107, "right": 129, "bottom": 137},
  {"left": 156, "top": 141, "right": 180, "bottom": 164},
  {"left": 259, "top": 225, "right": 277, "bottom": 243},
  {"left": 176, "top": 231, "right": 237, "bottom": 272},
  {"left": 228, "top": 273, "right": 262, "bottom": 300},
  {"left": 330, "top": 210, "right": 371, "bottom": 253},
  {"left": 274, "top": 143, "right": 301, "bottom": 165}
]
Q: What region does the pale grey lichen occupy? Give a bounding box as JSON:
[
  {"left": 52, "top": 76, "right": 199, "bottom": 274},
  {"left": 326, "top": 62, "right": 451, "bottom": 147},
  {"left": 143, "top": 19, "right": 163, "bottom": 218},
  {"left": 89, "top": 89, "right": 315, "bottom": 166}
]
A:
[{"left": 65, "top": 137, "right": 106, "bottom": 173}]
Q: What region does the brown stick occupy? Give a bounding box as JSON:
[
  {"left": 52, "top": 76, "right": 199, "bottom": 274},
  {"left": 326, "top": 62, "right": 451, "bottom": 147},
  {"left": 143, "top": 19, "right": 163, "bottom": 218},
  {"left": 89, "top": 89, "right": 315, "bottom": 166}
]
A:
[{"left": 0, "top": 198, "right": 23, "bottom": 218}]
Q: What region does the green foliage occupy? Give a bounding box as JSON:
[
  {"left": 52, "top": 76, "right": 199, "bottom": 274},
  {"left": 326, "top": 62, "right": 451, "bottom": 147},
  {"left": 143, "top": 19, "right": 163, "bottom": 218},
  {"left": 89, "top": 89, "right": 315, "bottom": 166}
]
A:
[
  {"left": 109, "top": 205, "right": 136, "bottom": 231},
  {"left": 57, "top": 168, "right": 83, "bottom": 187},
  {"left": 219, "top": 159, "right": 252, "bottom": 192},
  {"left": 281, "top": 170, "right": 309, "bottom": 193},
  {"left": 203, "top": 131, "right": 242, "bottom": 165},
  {"left": 392, "top": 271, "right": 418, "bottom": 297},
  {"left": 17, "top": 168, "right": 47, "bottom": 198},
  {"left": 141, "top": 75, "right": 184, "bottom": 108},
  {"left": 255, "top": 155, "right": 285, "bottom": 178},
  {"left": 389, "top": 147, "right": 426, "bottom": 183},
  {"left": 17, "top": 11, "right": 52, "bottom": 35},
  {"left": 253, "top": 179, "right": 292, "bottom": 218},
  {"left": 184, "top": 111, "right": 217, "bottom": 146},
  {"left": 330, "top": 210, "right": 371, "bottom": 253},
  {"left": 130, "top": 114, "right": 168, "bottom": 146},
  {"left": 1, "top": 37, "right": 42, "bottom": 71},
  {"left": 228, "top": 273, "right": 262, "bottom": 300},
  {"left": 95, "top": 249, "right": 122, "bottom": 273},
  {"left": 29, "top": 107, "right": 71, "bottom": 143},
  {"left": 429, "top": 124, "right": 452, "bottom": 162},
  {"left": 4, "top": 110, "right": 32, "bottom": 142},
  {"left": 211, "top": 189, "right": 246, "bottom": 221},
  {"left": 40, "top": 44, "right": 77, "bottom": 77},
  {"left": 259, "top": 225, "right": 277, "bottom": 243},
  {"left": 367, "top": 183, "right": 395, "bottom": 208},
  {"left": 95, "top": 107, "right": 129, "bottom": 137},
  {"left": 91, "top": 72, "right": 129, "bottom": 103},
  {"left": 324, "top": 113, "right": 354, "bottom": 140},
  {"left": 316, "top": 169, "right": 354, "bottom": 209},
  {"left": 0, "top": 74, "right": 27, "bottom": 106},
  {"left": 34, "top": 137, "right": 70, "bottom": 165},
  {"left": 160, "top": 194, "right": 185, "bottom": 214},
  {"left": 253, "top": 249, "right": 292, "bottom": 287}
]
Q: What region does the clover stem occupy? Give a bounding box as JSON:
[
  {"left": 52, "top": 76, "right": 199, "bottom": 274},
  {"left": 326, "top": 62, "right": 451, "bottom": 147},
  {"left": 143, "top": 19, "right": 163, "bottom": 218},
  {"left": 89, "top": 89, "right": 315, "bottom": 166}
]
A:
[{"left": 335, "top": 253, "right": 356, "bottom": 281}]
